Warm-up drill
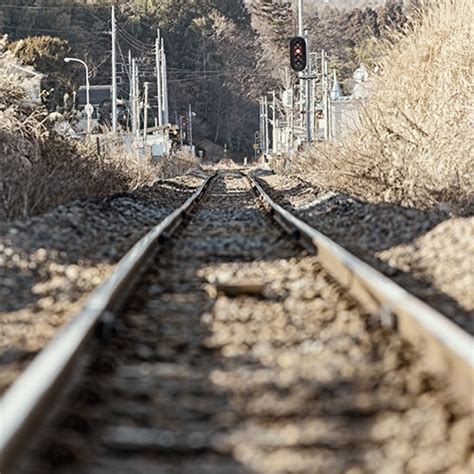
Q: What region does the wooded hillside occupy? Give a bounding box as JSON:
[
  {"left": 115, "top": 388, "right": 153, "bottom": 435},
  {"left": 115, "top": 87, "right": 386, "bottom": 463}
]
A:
[{"left": 1, "top": 0, "right": 408, "bottom": 154}]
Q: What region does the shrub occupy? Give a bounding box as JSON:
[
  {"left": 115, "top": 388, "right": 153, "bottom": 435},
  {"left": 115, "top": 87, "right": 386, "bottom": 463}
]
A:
[
  {"left": 0, "top": 44, "right": 157, "bottom": 221},
  {"left": 291, "top": 0, "right": 473, "bottom": 213}
]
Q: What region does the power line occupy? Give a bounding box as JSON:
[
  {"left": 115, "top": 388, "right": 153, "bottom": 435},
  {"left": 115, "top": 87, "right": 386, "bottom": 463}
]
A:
[
  {"left": 116, "top": 32, "right": 155, "bottom": 57},
  {"left": 116, "top": 41, "right": 132, "bottom": 83},
  {"left": 115, "top": 23, "right": 154, "bottom": 50},
  {"left": 0, "top": 4, "right": 109, "bottom": 9},
  {"left": 1, "top": 25, "right": 82, "bottom": 34}
]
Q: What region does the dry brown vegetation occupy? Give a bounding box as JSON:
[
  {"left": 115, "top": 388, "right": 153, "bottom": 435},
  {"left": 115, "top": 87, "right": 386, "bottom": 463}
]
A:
[
  {"left": 284, "top": 0, "right": 473, "bottom": 214},
  {"left": 157, "top": 149, "right": 202, "bottom": 180},
  {"left": 0, "top": 44, "right": 199, "bottom": 222}
]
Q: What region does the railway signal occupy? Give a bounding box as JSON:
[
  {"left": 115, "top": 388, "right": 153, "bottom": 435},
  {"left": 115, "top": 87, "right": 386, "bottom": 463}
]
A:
[
  {"left": 290, "top": 36, "right": 307, "bottom": 72},
  {"left": 180, "top": 115, "right": 188, "bottom": 144}
]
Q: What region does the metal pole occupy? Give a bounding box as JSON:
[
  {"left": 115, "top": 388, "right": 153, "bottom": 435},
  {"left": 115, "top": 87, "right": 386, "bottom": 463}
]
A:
[
  {"left": 264, "top": 95, "right": 269, "bottom": 155},
  {"left": 259, "top": 97, "right": 263, "bottom": 154},
  {"left": 65, "top": 58, "right": 91, "bottom": 134},
  {"left": 84, "top": 63, "right": 91, "bottom": 135},
  {"left": 304, "top": 29, "right": 311, "bottom": 144},
  {"left": 327, "top": 57, "right": 332, "bottom": 141},
  {"left": 161, "top": 40, "right": 169, "bottom": 124},
  {"left": 188, "top": 103, "right": 193, "bottom": 146},
  {"left": 272, "top": 90, "right": 276, "bottom": 154},
  {"left": 311, "top": 52, "right": 317, "bottom": 139},
  {"left": 111, "top": 5, "right": 117, "bottom": 132},
  {"left": 322, "top": 50, "right": 329, "bottom": 141},
  {"left": 128, "top": 50, "right": 132, "bottom": 131},
  {"left": 143, "top": 81, "right": 149, "bottom": 140},
  {"left": 131, "top": 58, "right": 136, "bottom": 135},
  {"left": 297, "top": 0, "right": 303, "bottom": 37},
  {"left": 135, "top": 61, "right": 140, "bottom": 138},
  {"left": 298, "top": 0, "right": 304, "bottom": 119},
  {"left": 155, "top": 30, "right": 163, "bottom": 127},
  {"left": 290, "top": 85, "right": 294, "bottom": 153},
  {"left": 262, "top": 97, "right": 266, "bottom": 155}
]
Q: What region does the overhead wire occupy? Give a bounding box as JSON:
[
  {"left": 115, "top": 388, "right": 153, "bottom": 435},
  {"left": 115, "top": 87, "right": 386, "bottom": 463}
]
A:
[
  {"left": 115, "top": 22, "right": 155, "bottom": 51},
  {"left": 0, "top": 4, "right": 109, "bottom": 9},
  {"left": 1, "top": 25, "right": 80, "bottom": 34},
  {"left": 116, "top": 32, "right": 154, "bottom": 56}
]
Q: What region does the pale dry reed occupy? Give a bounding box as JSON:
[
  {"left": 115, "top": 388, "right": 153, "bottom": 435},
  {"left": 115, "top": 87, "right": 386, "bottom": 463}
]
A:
[
  {"left": 157, "top": 149, "right": 201, "bottom": 180},
  {"left": 289, "top": 0, "right": 473, "bottom": 213}
]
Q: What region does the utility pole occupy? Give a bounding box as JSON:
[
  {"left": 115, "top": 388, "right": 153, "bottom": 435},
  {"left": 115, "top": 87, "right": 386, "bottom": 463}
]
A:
[
  {"left": 161, "top": 39, "right": 169, "bottom": 124},
  {"left": 155, "top": 30, "right": 163, "bottom": 127},
  {"left": 135, "top": 60, "right": 140, "bottom": 138},
  {"left": 326, "top": 56, "right": 332, "bottom": 141},
  {"left": 131, "top": 58, "right": 137, "bottom": 136},
  {"left": 143, "top": 81, "right": 149, "bottom": 140},
  {"left": 297, "top": 0, "right": 304, "bottom": 118},
  {"left": 322, "top": 50, "right": 329, "bottom": 141},
  {"left": 272, "top": 90, "right": 276, "bottom": 155},
  {"left": 264, "top": 95, "right": 269, "bottom": 155},
  {"left": 310, "top": 52, "right": 317, "bottom": 139},
  {"left": 290, "top": 85, "right": 294, "bottom": 153},
  {"left": 111, "top": 5, "right": 117, "bottom": 132},
  {"left": 259, "top": 97, "right": 264, "bottom": 155},
  {"left": 127, "top": 50, "right": 132, "bottom": 131},
  {"left": 304, "top": 29, "right": 311, "bottom": 144}
]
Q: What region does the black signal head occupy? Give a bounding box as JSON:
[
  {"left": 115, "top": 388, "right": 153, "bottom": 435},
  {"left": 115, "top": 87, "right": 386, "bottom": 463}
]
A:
[{"left": 290, "top": 36, "right": 307, "bottom": 72}]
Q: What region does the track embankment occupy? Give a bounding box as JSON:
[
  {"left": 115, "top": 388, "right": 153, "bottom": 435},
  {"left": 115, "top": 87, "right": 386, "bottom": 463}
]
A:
[
  {"left": 0, "top": 173, "right": 206, "bottom": 393},
  {"left": 254, "top": 171, "right": 473, "bottom": 334},
  {"left": 16, "top": 173, "right": 470, "bottom": 474}
]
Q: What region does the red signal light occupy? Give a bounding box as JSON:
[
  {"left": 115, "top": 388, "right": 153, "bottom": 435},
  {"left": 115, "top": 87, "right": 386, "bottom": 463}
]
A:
[{"left": 290, "top": 37, "right": 307, "bottom": 72}]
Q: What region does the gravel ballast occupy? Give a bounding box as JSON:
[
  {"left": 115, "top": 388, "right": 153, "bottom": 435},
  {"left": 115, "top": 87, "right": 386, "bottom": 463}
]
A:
[
  {"left": 0, "top": 173, "right": 206, "bottom": 393},
  {"left": 255, "top": 172, "right": 473, "bottom": 334},
  {"left": 18, "top": 174, "right": 471, "bottom": 474}
]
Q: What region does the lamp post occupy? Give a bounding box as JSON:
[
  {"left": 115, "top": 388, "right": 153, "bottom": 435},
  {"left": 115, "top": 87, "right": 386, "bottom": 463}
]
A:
[{"left": 64, "top": 57, "right": 92, "bottom": 134}]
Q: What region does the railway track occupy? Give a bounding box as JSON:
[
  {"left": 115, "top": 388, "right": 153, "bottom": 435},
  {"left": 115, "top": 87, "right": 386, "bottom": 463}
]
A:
[
  {"left": 1, "top": 171, "right": 472, "bottom": 474},
  {"left": 0, "top": 172, "right": 207, "bottom": 395}
]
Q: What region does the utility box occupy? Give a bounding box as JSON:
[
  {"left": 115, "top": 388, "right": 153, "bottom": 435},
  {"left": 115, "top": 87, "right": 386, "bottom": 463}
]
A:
[
  {"left": 282, "top": 90, "right": 293, "bottom": 108},
  {"left": 151, "top": 143, "right": 166, "bottom": 159}
]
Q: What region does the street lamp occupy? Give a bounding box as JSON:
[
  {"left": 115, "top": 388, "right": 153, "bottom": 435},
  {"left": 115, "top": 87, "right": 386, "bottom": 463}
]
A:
[{"left": 64, "top": 57, "right": 92, "bottom": 134}]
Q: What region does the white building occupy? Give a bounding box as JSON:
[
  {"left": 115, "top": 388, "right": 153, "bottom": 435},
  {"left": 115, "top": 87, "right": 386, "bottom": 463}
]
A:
[
  {"left": 6, "top": 64, "right": 45, "bottom": 105},
  {"left": 329, "top": 65, "right": 370, "bottom": 143}
]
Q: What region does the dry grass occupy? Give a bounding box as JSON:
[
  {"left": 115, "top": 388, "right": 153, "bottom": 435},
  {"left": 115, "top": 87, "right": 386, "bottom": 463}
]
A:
[
  {"left": 0, "top": 44, "right": 199, "bottom": 222},
  {"left": 157, "top": 149, "right": 201, "bottom": 179},
  {"left": 0, "top": 46, "right": 156, "bottom": 221},
  {"left": 287, "top": 0, "right": 473, "bottom": 213}
]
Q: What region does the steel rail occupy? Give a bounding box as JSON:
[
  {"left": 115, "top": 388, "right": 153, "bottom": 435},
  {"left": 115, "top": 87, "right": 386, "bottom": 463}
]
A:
[
  {"left": 247, "top": 174, "right": 473, "bottom": 407},
  {"left": 0, "top": 174, "right": 215, "bottom": 472}
]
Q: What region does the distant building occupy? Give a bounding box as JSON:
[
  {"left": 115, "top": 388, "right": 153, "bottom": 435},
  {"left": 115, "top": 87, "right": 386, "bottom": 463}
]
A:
[
  {"left": 352, "top": 64, "right": 371, "bottom": 100},
  {"left": 329, "top": 66, "right": 371, "bottom": 143},
  {"left": 330, "top": 69, "right": 343, "bottom": 101},
  {"left": 6, "top": 64, "right": 45, "bottom": 104},
  {"left": 77, "top": 85, "right": 111, "bottom": 120}
]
